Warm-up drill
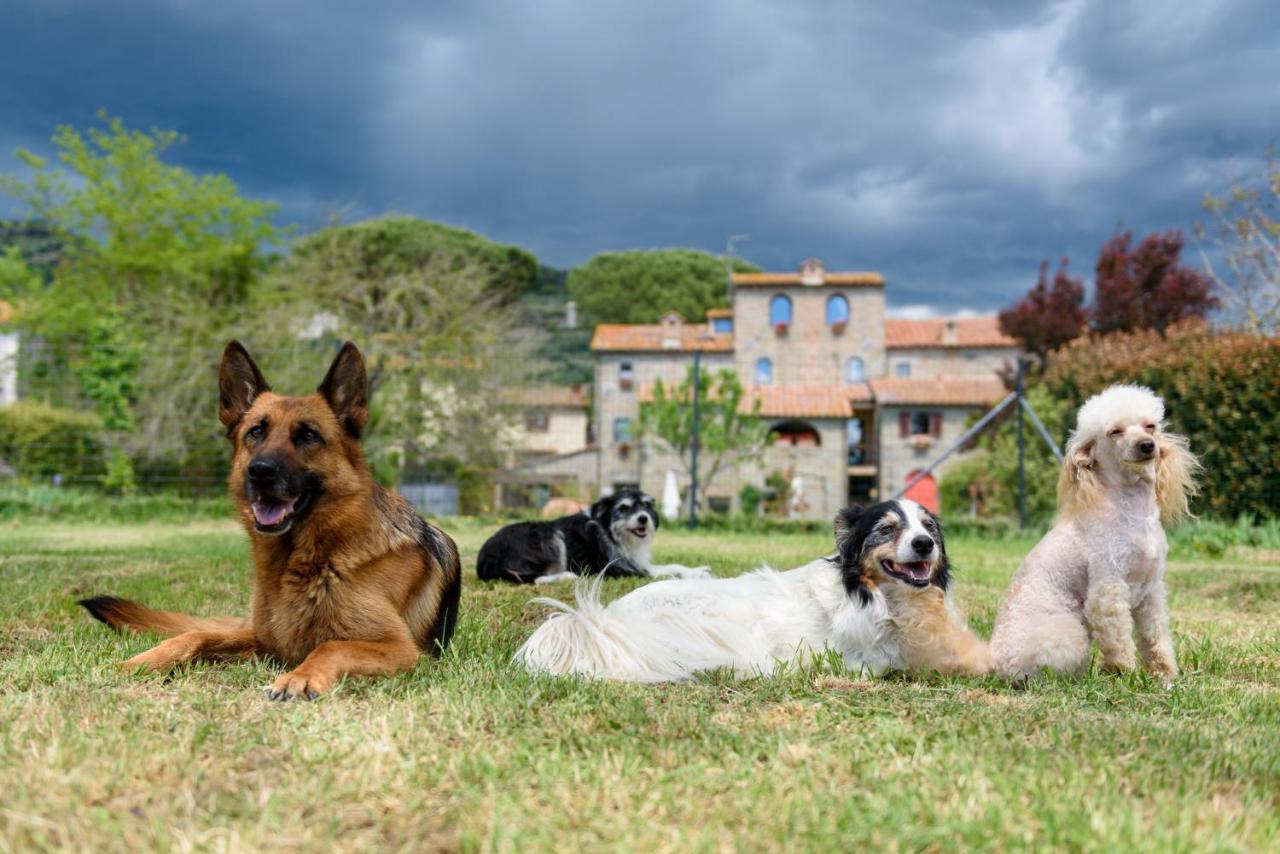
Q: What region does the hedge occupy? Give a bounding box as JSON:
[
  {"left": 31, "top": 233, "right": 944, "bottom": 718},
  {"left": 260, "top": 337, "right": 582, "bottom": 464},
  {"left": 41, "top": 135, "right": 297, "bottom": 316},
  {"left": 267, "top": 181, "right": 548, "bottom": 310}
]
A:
[
  {"left": 1044, "top": 322, "right": 1279, "bottom": 519},
  {"left": 0, "top": 401, "right": 106, "bottom": 485}
]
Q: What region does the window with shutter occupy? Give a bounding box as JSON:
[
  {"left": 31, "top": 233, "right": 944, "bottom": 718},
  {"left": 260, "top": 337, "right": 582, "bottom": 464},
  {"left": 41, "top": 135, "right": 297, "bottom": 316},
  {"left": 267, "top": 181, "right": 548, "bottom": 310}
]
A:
[
  {"left": 929, "top": 411, "right": 943, "bottom": 438},
  {"left": 898, "top": 411, "right": 910, "bottom": 437}
]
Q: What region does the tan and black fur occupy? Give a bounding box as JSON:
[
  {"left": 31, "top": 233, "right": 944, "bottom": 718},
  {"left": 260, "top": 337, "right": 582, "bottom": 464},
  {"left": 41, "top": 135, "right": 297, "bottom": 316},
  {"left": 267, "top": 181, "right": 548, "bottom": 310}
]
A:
[{"left": 79, "top": 341, "right": 462, "bottom": 700}]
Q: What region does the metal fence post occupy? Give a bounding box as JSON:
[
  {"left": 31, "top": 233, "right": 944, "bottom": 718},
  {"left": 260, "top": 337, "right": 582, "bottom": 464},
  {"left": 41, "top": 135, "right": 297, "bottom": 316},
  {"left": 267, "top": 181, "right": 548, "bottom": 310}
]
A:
[
  {"left": 688, "top": 349, "right": 701, "bottom": 529},
  {"left": 1016, "top": 358, "right": 1027, "bottom": 529}
]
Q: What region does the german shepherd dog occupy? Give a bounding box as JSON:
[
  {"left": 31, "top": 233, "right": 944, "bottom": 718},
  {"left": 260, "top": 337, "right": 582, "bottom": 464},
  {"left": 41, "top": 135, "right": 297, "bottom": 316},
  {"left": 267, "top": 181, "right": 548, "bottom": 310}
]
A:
[{"left": 78, "top": 341, "right": 462, "bottom": 700}]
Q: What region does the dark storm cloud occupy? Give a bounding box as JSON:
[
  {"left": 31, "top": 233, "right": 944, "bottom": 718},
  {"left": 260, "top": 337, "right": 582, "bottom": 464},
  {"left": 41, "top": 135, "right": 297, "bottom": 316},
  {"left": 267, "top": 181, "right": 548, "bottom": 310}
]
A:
[{"left": 2, "top": 0, "right": 1276, "bottom": 311}]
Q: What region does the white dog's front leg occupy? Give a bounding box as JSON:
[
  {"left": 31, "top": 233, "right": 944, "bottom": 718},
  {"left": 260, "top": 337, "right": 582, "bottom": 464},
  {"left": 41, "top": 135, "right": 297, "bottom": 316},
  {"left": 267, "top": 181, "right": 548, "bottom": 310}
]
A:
[
  {"left": 1084, "top": 578, "right": 1136, "bottom": 672},
  {"left": 1134, "top": 581, "right": 1178, "bottom": 678},
  {"left": 647, "top": 564, "right": 711, "bottom": 579}
]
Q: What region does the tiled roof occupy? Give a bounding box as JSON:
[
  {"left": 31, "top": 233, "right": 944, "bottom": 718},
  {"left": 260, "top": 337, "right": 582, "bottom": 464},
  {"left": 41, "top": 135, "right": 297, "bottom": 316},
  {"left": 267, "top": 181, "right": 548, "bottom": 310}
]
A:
[
  {"left": 885, "top": 315, "right": 1016, "bottom": 349},
  {"left": 869, "top": 376, "right": 1007, "bottom": 407},
  {"left": 704, "top": 308, "right": 733, "bottom": 318},
  {"left": 732, "top": 272, "right": 884, "bottom": 287},
  {"left": 590, "top": 323, "right": 733, "bottom": 352},
  {"left": 639, "top": 383, "right": 873, "bottom": 418},
  {"left": 504, "top": 386, "right": 589, "bottom": 408},
  {"left": 747, "top": 384, "right": 874, "bottom": 417}
]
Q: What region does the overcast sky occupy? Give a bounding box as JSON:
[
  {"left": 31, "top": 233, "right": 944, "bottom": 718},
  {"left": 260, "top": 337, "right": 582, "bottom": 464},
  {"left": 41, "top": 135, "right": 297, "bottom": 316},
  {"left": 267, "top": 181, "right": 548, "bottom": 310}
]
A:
[{"left": 2, "top": 0, "right": 1276, "bottom": 313}]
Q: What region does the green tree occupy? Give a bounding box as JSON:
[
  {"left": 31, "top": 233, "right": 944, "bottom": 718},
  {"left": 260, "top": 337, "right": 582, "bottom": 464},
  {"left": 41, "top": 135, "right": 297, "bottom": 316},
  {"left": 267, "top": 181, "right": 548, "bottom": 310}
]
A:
[
  {"left": 250, "top": 220, "right": 543, "bottom": 493},
  {"left": 293, "top": 216, "right": 539, "bottom": 303},
  {"left": 2, "top": 113, "right": 285, "bottom": 486},
  {"left": 0, "top": 246, "right": 41, "bottom": 318},
  {"left": 568, "top": 249, "right": 759, "bottom": 325},
  {"left": 638, "top": 367, "right": 769, "bottom": 507}
]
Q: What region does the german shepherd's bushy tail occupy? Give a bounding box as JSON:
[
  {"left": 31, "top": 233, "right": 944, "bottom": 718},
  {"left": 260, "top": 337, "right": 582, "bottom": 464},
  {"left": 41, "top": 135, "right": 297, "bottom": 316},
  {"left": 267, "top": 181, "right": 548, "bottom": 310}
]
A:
[{"left": 77, "top": 596, "right": 246, "bottom": 637}]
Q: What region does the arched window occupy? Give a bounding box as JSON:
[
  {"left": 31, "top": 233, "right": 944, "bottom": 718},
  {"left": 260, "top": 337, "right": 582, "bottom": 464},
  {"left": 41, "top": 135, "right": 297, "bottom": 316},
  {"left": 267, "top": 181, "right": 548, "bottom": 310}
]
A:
[
  {"left": 755, "top": 357, "right": 773, "bottom": 385},
  {"left": 826, "top": 295, "right": 849, "bottom": 326},
  {"left": 769, "top": 294, "right": 792, "bottom": 327},
  {"left": 846, "top": 356, "right": 865, "bottom": 383}
]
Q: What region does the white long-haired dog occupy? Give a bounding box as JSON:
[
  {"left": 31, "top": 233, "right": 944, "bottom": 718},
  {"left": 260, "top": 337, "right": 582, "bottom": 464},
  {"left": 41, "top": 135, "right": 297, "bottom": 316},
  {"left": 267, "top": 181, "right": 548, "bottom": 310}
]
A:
[
  {"left": 516, "top": 499, "right": 992, "bottom": 682},
  {"left": 991, "top": 384, "right": 1200, "bottom": 679}
]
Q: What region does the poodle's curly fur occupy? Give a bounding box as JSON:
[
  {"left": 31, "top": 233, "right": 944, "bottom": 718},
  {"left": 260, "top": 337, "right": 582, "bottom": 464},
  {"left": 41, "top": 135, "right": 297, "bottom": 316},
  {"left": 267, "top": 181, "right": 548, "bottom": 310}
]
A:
[{"left": 991, "top": 384, "right": 1200, "bottom": 679}]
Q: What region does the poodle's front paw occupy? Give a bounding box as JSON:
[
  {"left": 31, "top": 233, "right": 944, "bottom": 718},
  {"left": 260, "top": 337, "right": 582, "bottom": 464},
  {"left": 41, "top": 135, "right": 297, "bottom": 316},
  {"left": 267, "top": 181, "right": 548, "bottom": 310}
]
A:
[{"left": 677, "top": 565, "right": 712, "bottom": 579}]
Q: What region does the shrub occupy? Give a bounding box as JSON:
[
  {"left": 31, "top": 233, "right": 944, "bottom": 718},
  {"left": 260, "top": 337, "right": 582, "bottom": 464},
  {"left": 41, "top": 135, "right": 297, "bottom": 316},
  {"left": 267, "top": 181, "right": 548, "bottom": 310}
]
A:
[
  {"left": 938, "top": 385, "right": 1069, "bottom": 524},
  {"left": 0, "top": 402, "right": 105, "bottom": 485},
  {"left": 1045, "top": 322, "right": 1279, "bottom": 519}
]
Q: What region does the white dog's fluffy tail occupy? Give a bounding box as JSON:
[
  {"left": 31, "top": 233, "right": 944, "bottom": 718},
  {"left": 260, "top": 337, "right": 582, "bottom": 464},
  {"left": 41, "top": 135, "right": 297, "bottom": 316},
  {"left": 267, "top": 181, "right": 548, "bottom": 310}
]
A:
[{"left": 515, "top": 574, "right": 694, "bottom": 682}]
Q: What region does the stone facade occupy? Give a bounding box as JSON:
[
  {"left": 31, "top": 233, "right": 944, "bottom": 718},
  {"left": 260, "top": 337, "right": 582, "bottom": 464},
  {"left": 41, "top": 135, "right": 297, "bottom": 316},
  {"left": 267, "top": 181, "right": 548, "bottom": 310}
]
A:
[{"left": 511, "top": 259, "right": 1018, "bottom": 520}]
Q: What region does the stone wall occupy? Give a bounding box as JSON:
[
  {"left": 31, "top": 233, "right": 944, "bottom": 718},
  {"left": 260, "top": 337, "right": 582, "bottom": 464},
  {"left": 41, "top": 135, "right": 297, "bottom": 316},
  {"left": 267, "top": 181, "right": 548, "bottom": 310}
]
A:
[{"left": 731, "top": 286, "right": 886, "bottom": 386}]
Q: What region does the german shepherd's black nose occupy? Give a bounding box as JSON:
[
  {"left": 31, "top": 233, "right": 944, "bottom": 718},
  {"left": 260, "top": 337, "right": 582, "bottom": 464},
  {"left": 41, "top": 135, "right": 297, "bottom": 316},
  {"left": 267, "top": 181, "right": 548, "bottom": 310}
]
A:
[
  {"left": 911, "top": 535, "right": 934, "bottom": 556},
  {"left": 248, "top": 458, "right": 281, "bottom": 483}
]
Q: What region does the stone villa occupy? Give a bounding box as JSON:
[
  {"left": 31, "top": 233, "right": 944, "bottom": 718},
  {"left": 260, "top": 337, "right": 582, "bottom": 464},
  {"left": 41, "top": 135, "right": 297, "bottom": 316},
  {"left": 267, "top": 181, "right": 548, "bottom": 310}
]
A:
[{"left": 500, "top": 258, "right": 1018, "bottom": 519}]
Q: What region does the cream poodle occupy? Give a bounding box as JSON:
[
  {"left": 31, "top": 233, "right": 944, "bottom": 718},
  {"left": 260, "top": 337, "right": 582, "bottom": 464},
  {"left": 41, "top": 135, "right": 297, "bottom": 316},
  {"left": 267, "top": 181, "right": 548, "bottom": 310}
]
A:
[{"left": 991, "top": 384, "right": 1200, "bottom": 679}]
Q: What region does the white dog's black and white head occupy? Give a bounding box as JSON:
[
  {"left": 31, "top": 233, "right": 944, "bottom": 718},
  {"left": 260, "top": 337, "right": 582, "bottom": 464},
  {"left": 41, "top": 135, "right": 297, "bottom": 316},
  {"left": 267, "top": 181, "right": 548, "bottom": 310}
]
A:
[
  {"left": 591, "top": 488, "right": 660, "bottom": 550},
  {"left": 833, "top": 499, "right": 950, "bottom": 604}
]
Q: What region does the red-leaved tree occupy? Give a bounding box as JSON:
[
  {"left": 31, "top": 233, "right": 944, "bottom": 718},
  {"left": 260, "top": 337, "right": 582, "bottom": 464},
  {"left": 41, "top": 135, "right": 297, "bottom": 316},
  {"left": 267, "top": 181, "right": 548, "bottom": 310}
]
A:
[
  {"left": 1093, "top": 229, "right": 1217, "bottom": 334},
  {"left": 997, "top": 258, "right": 1087, "bottom": 362}
]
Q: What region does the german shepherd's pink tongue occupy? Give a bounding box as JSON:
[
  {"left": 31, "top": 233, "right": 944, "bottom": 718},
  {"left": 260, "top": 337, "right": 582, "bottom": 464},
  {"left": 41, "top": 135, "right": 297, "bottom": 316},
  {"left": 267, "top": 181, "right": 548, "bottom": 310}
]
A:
[{"left": 252, "top": 499, "right": 295, "bottom": 526}]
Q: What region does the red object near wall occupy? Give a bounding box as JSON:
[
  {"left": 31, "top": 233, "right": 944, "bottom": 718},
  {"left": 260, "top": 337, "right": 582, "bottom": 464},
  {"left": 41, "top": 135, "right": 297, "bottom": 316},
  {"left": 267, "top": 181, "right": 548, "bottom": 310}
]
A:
[{"left": 904, "top": 470, "right": 939, "bottom": 514}]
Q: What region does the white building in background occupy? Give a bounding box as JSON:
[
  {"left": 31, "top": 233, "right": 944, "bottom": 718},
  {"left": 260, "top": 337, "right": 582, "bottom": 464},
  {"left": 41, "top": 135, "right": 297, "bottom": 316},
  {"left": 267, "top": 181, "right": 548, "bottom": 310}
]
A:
[{"left": 0, "top": 300, "right": 17, "bottom": 405}]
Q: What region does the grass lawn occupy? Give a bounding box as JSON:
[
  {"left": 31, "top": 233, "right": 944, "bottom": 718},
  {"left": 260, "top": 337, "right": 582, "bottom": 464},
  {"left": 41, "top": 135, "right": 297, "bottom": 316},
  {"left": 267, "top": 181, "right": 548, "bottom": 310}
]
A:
[{"left": 1, "top": 515, "right": 1278, "bottom": 851}]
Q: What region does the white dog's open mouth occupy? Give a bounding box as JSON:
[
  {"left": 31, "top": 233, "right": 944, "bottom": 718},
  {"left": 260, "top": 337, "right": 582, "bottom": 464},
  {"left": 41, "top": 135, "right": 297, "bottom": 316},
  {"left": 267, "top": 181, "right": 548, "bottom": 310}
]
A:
[
  {"left": 628, "top": 526, "right": 649, "bottom": 539},
  {"left": 881, "top": 559, "right": 932, "bottom": 587}
]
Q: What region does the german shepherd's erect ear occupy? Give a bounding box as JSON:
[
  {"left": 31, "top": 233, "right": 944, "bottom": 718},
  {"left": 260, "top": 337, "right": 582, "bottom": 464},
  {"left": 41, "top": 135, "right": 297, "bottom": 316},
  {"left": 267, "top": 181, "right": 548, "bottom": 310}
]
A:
[
  {"left": 318, "top": 341, "right": 369, "bottom": 438},
  {"left": 219, "top": 341, "right": 270, "bottom": 435}
]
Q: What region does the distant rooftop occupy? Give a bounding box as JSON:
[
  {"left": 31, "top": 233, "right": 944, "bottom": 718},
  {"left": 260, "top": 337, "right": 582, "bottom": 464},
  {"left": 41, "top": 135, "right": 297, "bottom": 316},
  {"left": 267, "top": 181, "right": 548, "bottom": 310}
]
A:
[
  {"left": 732, "top": 257, "right": 884, "bottom": 288},
  {"left": 885, "top": 316, "right": 1015, "bottom": 349}
]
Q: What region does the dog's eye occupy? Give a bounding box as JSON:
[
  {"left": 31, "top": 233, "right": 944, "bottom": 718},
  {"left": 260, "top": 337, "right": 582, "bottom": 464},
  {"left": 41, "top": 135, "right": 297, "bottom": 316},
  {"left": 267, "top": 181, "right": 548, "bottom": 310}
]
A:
[
  {"left": 1108, "top": 428, "right": 1123, "bottom": 438},
  {"left": 1144, "top": 423, "right": 1156, "bottom": 432},
  {"left": 246, "top": 423, "right": 266, "bottom": 442},
  {"left": 294, "top": 427, "right": 322, "bottom": 446}
]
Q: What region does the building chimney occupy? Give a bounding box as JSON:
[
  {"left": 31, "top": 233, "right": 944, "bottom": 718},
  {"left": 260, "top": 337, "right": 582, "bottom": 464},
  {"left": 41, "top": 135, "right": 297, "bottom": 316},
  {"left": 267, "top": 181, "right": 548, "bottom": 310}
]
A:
[{"left": 942, "top": 319, "right": 958, "bottom": 345}]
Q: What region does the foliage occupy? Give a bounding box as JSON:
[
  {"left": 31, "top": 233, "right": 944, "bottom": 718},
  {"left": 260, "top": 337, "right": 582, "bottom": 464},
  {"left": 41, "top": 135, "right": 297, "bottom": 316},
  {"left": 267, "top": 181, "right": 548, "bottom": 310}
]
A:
[
  {"left": 997, "top": 259, "right": 1086, "bottom": 362},
  {"left": 0, "top": 483, "right": 230, "bottom": 522},
  {"left": 1044, "top": 322, "right": 1279, "bottom": 519},
  {"left": 251, "top": 219, "right": 542, "bottom": 488},
  {"left": 0, "top": 401, "right": 105, "bottom": 484},
  {"left": 638, "top": 367, "right": 768, "bottom": 505},
  {"left": 0, "top": 246, "right": 41, "bottom": 323},
  {"left": 938, "top": 385, "right": 1069, "bottom": 524},
  {"left": 738, "top": 483, "right": 764, "bottom": 518},
  {"left": 567, "top": 248, "right": 760, "bottom": 325},
  {"left": 1, "top": 113, "right": 284, "bottom": 472},
  {"left": 520, "top": 264, "right": 593, "bottom": 385},
  {"left": 289, "top": 216, "right": 538, "bottom": 302},
  {"left": 0, "top": 219, "right": 73, "bottom": 279},
  {"left": 1196, "top": 148, "right": 1280, "bottom": 334},
  {"left": 1093, "top": 229, "right": 1217, "bottom": 335}
]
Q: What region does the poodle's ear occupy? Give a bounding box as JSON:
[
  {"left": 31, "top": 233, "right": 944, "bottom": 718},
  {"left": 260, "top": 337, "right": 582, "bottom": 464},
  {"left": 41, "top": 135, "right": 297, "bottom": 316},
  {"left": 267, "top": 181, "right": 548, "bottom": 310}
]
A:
[
  {"left": 1156, "top": 430, "right": 1200, "bottom": 523},
  {"left": 1056, "top": 437, "right": 1101, "bottom": 520}
]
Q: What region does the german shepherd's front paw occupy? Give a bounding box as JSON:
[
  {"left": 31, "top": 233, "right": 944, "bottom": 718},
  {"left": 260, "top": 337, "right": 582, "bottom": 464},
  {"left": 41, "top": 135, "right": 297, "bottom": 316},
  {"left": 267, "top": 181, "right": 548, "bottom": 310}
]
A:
[{"left": 266, "top": 668, "right": 333, "bottom": 701}]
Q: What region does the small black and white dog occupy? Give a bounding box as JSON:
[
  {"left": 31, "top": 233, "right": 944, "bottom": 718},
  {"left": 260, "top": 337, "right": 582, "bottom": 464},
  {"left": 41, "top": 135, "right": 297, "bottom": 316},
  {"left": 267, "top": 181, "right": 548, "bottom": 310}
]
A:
[{"left": 476, "top": 488, "right": 708, "bottom": 585}]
